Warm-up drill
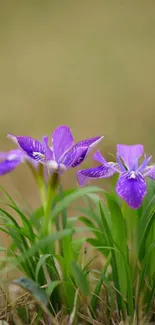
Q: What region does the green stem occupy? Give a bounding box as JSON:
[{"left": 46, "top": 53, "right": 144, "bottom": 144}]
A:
[
  {"left": 36, "top": 165, "right": 47, "bottom": 209},
  {"left": 26, "top": 162, "right": 46, "bottom": 209},
  {"left": 43, "top": 172, "right": 59, "bottom": 237}
]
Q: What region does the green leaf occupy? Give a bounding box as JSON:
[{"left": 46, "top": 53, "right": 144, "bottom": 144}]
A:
[
  {"left": 139, "top": 209, "right": 155, "bottom": 260},
  {"left": 71, "top": 261, "right": 90, "bottom": 296},
  {"left": 146, "top": 274, "right": 155, "bottom": 313},
  {"left": 35, "top": 254, "right": 52, "bottom": 282},
  {"left": 62, "top": 234, "right": 73, "bottom": 270},
  {"left": 106, "top": 193, "right": 128, "bottom": 296},
  {"left": 1, "top": 229, "right": 73, "bottom": 274},
  {"left": 0, "top": 185, "right": 18, "bottom": 208},
  {"left": 13, "top": 277, "right": 48, "bottom": 307},
  {"left": 90, "top": 253, "right": 111, "bottom": 313},
  {"left": 46, "top": 280, "right": 61, "bottom": 297},
  {"left": 52, "top": 186, "right": 103, "bottom": 220},
  {"left": 137, "top": 241, "right": 155, "bottom": 310},
  {"left": 12, "top": 278, "right": 58, "bottom": 325},
  {"left": 85, "top": 193, "right": 111, "bottom": 228},
  {"left": 30, "top": 206, "right": 43, "bottom": 230},
  {"left": 8, "top": 205, "right": 35, "bottom": 242},
  {"left": 72, "top": 237, "right": 86, "bottom": 258},
  {"left": 0, "top": 209, "right": 35, "bottom": 278},
  {"left": 79, "top": 216, "right": 97, "bottom": 229},
  {"left": 68, "top": 289, "right": 79, "bottom": 325},
  {"left": 99, "top": 201, "right": 127, "bottom": 318}
]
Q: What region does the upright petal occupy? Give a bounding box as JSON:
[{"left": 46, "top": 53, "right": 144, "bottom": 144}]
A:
[
  {"left": 42, "top": 136, "right": 53, "bottom": 161},
  {"left": 52, "top": 125, "right": 74, "bottom": 161},
  {"left": 144, "top": 165, "right": 155, "bottom": 179},
  {"left": 116, "top": 171, "right": 147, "bottom": 209},
  {"left": 93, "top": 150, "right": 107, "bottom": 164},
  {"left": 75, "top": 136, "right": 104, "bottom": 154},
  {"left": 117, "top": 144, "right": 144, "bottom": 170},
  {"left": 8, "top": 134, "right": 46, "bottom": 162},
  {"left": 138, "top": 155, "right": 152, "bottom": 173},
  {"left": 77, "top": 165, "right": 117, "bottom": 186}
]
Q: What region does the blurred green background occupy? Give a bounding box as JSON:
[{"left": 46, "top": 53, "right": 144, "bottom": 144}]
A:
[{"left": 0, "top": 1, "right": 155, "bottom": 206}]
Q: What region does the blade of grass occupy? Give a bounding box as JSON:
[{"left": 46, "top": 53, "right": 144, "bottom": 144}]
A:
[
  {"left": 52, "top": 187, "right": 103, "bottom": 221},
  {"left": 71, "top": 260, "right": 90, "bottom": 296},
  {"left": 99, "top": 201, "right": 127, "bottom": 319}
]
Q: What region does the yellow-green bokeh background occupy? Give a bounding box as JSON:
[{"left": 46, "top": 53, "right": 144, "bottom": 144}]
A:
[{"left": 0, "top": 1, "right": 155, "bottom": 205}]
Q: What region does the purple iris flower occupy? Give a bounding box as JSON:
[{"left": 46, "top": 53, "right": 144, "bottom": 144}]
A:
[
  {"left": 8, "top": 125, "right": 103, "bottom": 174},
  {"left": 77, "top": 144, "right": 155, "bottom": 209},
  {"left": 0, "top": 149, "right": 25, "bottom": 175}
]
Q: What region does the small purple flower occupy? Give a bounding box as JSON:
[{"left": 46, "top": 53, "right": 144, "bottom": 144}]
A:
[
  {"left": 8, "top": 125, "right": 103, "bottom": 174},
  {"left": 0, "top": 149, "right": 25, "bottom": 175},
  {"left": 77, "top": 144, "right": 155, "bottom": 209}
]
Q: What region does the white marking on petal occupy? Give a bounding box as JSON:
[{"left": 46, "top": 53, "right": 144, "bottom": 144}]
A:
[
  {"left": 87, "top": 136, "right": 104, "bottom": 154},
  {"left": 129, "top": 171, "right": 136, "bottom": 179},
  {"left": 33, "top": 152, "right": 45, "bottom": 161},
  {"left": 8, "top": 154, "right": 18, "bottom": 161}
]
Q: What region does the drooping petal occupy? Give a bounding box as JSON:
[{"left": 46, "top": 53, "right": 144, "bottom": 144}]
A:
[
  {"left": 117, "top": 144, "right": 144, "bottom": 170},
  {"left": 0, "top": 150, "right": 25, "bottom": 175},
  {"left": 77, "top": 164, "right": 117, "bottom": 186},
  {"left": 8, "top": 149, "right": 25, "bottom": 161},
  {"left": 0, "top": 152, "right": 11, "bottom": 160},
  {"left": 8, "top": 134, "right": 46, "bottom": 162},
  {"left": 72, "top": 147, "right": 89, "bottom": 167},
  {"left": 52, "top": 125, "right": 74, "bottom": 162},
  {"left": 75, "top": 136, "right": 104, "bottom": 154},
  {"left": 144, "top": 165, "right": 155, "bottom": 179},
  {"left": 0, "top": 149, "right": 25, "bottom": 161},
  {"left": 115, "top": 171, "right": 147, "bottom": 209},
  {"left": 93, "top": 150, "right": 107, "bottom": 164},
  {"left": 62, "top": 146, "right": 88, "bottom": 168},
  {"left": 0, "top": 159, "right": 21, "bottom": 175}
]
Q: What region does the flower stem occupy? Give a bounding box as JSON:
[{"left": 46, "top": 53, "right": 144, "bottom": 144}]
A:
[
  {"left": 43, "top": 172, "right": 59, "bottom": 237},
  {"left": 26, "top": 162, "right": 46, "bottom": 209}
]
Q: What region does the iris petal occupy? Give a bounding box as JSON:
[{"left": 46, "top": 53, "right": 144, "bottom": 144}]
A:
[
  {"left": 117, "top": 144, "right": 144, "bottom": 170},
  {"left": 52, "top": 125, "right": 74, "bottom": 161},
  {"left": 77, "top": 165, "right": 116, "bottom": 186},
  {"left": 0, "top": 150, "right": 25, "bottom": 175},
  {"left": 75, "top": 136, "right": 104, "bottom": 154},
  {"left": 144, "top": 165, "right": 155, "bottom": 179},
  {"left": 8, "top": 134, "right": 45, "bottom": 162},
  {"left": 138, "top": 155, "right": 152, "bottom": 173},
  {"left": 116, "top": 171, "right": 147, "bottom": 209},
  {"left": 61, "top": 147, "right": 87, "bottom": 168},
  {"left": 42, "top": 136, "right": 53, "bottom": 161},
  {"left": 0, "top": 160, "right": 21, "bottom": 175},
  {"left": 93, "top": 150, "right": 107, "bottom": 164},
  {"left": 0, "top": 149, "right": 25, "bottom": 162}
]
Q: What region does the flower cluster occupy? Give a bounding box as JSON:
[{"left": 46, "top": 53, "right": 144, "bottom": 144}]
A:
[{"left": 1, "top": 125, "right": 155, "bottom": 209}]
